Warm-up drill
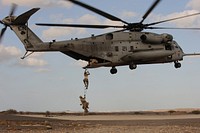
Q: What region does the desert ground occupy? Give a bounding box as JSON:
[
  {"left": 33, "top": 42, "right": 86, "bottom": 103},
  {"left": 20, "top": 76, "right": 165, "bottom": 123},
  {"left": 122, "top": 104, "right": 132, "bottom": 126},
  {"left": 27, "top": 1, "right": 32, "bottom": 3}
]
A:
[{"left": 1, "top": 111, "right": 200, "bottom": 133}]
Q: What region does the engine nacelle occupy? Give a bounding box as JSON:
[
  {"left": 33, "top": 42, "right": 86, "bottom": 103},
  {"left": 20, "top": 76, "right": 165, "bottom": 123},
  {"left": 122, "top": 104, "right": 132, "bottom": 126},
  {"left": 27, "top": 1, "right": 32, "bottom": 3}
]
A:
[{"left": 140, "top": 33, "right": 173, "bottom": 44}]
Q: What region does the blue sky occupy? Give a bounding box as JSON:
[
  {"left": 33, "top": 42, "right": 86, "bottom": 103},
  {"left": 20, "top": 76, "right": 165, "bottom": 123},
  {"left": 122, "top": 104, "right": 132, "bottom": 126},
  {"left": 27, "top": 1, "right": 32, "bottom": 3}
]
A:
[{"left": 0, "top": 0, "right": 200, "bottom": 112}]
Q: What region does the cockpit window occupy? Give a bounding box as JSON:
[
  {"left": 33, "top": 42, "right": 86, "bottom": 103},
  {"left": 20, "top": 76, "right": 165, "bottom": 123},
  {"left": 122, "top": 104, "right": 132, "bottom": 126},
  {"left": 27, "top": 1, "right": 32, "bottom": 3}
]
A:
[
  {"left": 115, "top": 46, "right": 119, "bottom": 51},
  {"left": 172, "top": 41, "right": 183, "bottom": 51}
]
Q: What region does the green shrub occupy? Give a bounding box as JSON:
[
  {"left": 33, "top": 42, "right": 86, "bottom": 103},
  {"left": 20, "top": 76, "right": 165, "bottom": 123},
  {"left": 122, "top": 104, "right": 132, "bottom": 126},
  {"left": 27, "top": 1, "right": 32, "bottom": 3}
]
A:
[{"left": 190, "top": 110, "right": 200, "bottom": 114}]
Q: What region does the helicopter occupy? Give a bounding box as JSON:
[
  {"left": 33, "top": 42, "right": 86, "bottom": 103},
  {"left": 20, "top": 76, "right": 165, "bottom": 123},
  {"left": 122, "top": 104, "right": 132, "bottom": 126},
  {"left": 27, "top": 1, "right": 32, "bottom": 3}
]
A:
[{"left": 1, "top": 0, "right": 200, "bottom": 74}]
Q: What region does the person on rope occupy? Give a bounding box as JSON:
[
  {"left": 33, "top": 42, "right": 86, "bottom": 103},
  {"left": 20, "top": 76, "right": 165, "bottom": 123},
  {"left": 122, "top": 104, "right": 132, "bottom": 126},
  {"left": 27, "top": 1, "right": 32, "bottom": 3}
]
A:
[
  {"left": 79, "top": 95, "right": 89, "bottom": 113},
  {"left": 83, "top": 69, "right": 90, "bottom": 89}
]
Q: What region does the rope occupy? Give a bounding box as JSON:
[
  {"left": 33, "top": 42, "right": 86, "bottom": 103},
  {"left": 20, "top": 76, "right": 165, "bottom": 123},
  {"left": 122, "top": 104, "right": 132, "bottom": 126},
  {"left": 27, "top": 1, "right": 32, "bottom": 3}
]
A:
[{"left": 84, "top": 88, "right": 87, "bottom": 98}]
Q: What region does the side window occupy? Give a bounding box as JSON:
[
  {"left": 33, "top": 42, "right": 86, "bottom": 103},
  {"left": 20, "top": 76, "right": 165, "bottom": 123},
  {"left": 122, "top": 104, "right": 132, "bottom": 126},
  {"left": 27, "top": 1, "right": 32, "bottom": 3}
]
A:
[
  {"left": 122, "top": 46, "right": 127, "bottom": 51},
  {"left": 165, "top": 45, "right": 172, "bottom": 50},
  {"left": 115, "top": 46, "right": 119, "bottom": 51},
  {"left": 130, "top": 46, "right": 134, "bottom": 51}
]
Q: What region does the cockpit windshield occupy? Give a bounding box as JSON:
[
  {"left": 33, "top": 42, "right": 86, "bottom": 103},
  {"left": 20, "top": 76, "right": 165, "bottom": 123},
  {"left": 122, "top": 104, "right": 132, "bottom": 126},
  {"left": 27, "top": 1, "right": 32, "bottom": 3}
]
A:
[{"left": 172, "top": 41, "right": 183, "bottom": 52}]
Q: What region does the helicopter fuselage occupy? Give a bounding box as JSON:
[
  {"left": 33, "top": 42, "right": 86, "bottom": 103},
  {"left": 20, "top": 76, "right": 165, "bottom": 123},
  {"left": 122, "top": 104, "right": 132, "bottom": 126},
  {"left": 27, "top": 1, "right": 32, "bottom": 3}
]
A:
[
  {"left": 3, "top": 7, "right": 185, "bottom": 74},
  {"left": 24, "top": 30, "right": 184, "bottom": 72}
]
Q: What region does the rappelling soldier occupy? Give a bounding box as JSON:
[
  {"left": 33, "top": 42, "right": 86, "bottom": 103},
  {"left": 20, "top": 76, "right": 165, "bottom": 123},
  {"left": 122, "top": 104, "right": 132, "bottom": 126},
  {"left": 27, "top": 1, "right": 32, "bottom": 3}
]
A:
[
  {"left": 79, "top": 95, "right": 89, "bottom": 113},
  {"left": 83, "top": 69, "right": 90, "bottom": 89}
]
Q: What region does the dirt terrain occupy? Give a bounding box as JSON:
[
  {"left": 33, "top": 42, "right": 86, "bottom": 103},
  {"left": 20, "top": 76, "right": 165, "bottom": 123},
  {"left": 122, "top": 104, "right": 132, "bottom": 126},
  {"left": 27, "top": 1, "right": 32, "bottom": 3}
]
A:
[{"left": 0, "top": 113, "right": 200, "bottom": 133}]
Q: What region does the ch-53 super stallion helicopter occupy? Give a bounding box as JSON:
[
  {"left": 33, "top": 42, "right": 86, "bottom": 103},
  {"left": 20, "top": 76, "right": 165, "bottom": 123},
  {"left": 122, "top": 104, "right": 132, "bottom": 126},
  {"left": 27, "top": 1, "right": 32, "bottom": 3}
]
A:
[{"left": 1, "top": 0, "right": 200, "bottom": 74}]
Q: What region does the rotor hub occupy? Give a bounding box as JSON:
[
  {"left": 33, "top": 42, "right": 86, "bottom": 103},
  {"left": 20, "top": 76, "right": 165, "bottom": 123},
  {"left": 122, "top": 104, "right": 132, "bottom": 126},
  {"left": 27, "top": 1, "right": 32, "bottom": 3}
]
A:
[
  {"left": 127, "top": 23, "right": 145, "bottom": 31},
  {"left": 1, "top": 16, "right": 16, "bottom": 26}
]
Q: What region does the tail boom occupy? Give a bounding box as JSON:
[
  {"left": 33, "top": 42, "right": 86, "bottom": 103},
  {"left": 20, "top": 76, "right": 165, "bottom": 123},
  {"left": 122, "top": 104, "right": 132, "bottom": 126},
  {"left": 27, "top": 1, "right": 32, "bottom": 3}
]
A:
[{"left": 6, "top": 8, "right": 43, "bottom": 51}]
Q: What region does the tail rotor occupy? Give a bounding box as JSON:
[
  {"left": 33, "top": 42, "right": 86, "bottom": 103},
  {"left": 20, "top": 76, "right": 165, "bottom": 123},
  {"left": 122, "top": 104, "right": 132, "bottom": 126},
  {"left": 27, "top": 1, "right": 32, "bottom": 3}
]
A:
[{"left": 0, "top": 4, "right": 17, "bottom": 43}]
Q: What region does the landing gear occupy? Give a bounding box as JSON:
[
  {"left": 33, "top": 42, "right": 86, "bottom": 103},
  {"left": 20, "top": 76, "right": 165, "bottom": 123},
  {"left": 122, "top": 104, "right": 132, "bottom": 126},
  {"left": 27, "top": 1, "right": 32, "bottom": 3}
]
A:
[
  {"left": 110, "top": 67, "right": 117, "bottom": 74},
  {"left": 174, "top": 61, "right": 181, "bottom": 68},
  {"left": 129, "top": 63, "right": 137, "bottom": 70}
]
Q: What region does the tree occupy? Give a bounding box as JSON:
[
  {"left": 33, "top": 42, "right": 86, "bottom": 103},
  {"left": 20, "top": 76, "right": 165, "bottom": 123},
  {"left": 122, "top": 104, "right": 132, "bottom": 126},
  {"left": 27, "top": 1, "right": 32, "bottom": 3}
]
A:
[{"left": 168, "top": 110, "right": 176, "bottom": 115}]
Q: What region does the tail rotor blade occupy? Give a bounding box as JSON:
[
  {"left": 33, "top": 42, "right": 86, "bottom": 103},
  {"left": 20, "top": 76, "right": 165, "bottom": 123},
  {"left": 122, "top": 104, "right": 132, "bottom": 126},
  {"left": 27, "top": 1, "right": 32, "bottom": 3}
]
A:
[
  {"left": 9, "top": 3, "right": 17, "bottom": 16},
  {"left": 0, "top": 20, "right": 4, "bottom": 25},
  {"left": 0, "top": 26, "right": 7, "bottom": 42}
]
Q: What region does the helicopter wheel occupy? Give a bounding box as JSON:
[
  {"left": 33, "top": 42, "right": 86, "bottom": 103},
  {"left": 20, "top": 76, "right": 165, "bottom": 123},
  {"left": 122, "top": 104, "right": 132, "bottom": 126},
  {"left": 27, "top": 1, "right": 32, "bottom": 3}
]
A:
[
  {"left": 129, "top": 63, "right": 137, "bottom": 70},
  {"left": 174, "top": 62, "right": 181, "bottom": 68},
  {"left": 110, "top": 67, "right": 117, "bottom": 74}
]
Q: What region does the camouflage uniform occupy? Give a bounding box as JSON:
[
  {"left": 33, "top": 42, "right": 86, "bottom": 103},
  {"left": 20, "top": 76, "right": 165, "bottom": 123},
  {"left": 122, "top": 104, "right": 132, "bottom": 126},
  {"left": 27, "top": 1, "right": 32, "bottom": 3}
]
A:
[
  {"left": 79, "top": 96, "right": 89, "bottom": 113},
  {"left": 83, "top": 69, "right": 90, "bottom": 89}
]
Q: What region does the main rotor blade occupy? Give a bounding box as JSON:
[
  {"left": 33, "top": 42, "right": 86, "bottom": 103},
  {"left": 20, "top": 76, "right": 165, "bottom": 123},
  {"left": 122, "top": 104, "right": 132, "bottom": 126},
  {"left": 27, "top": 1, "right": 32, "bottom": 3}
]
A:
[
  {"left": 146, "top": 12, "right": 200, "bottom": 26},
  {"left": 10, "top": 3, "right": 17, "bottom": 16},
  {"left": 66, "top": 0, "right": 129, "bottom": 24},
  {"left": 146, "top": 26, "right": 200, "bottom": 30},
  {"left": 140, "top": 0, "right": 161, "bottom": 23},
  {"left": 36, "top": 23, "right": 125, "bottom": 29}
]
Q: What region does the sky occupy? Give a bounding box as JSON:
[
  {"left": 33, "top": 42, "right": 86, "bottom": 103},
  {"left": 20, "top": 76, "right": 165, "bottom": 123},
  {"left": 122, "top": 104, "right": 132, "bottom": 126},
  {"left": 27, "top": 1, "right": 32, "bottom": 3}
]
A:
[{"left": 0, "top": 0, "right": 200, "bottom": 112}]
